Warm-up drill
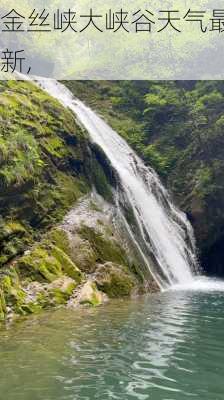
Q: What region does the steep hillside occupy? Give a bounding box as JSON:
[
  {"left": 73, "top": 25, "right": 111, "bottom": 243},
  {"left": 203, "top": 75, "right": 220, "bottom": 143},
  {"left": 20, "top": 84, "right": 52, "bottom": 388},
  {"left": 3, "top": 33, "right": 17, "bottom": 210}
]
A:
[
  {"left": 0, "top": 81, "right": 89, "bottom": 266},
  {"left": 64, "top": 81, "right": 224, "bottom": 277},
  {"left": 0, "top": 81, "right": 150, "bottom": 321}
]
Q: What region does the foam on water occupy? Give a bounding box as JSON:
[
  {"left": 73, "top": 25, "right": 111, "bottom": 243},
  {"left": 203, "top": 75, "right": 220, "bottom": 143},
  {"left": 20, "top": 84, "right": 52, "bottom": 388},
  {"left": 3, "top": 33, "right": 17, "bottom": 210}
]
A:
[{"left": 170, "top": 276, "right": 224, "bottom": 292}]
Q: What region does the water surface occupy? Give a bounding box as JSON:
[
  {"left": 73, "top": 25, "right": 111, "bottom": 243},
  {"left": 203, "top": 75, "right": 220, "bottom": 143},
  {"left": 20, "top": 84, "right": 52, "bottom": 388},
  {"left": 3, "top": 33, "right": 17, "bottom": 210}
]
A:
[{"left": 1, "top": 280, "right": 224, "bottom": 400}]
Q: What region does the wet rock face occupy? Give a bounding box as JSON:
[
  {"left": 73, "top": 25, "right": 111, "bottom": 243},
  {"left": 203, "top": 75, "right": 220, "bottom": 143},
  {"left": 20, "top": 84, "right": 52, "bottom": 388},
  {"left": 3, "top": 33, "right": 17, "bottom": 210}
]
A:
[
  {"left": 0, "top": 80, "right": 91, "bottom": 271},
  {"left": 59, "top": 193, "right": 155, "bottom": 298},
  {"left": 94, "top": 262, "right": 136, "bottom": 298},
  {"left": 201, "top": 234, "right": 224, "bottom": 277},
  {"left": 0, "top": 193, "right": 155, "bottom": 321},
  {"left": 76, "top": 281, "right": 106, "bottom": 307},
  {"left": 0, "top": 80, "right": 160, "bottom": 322}
]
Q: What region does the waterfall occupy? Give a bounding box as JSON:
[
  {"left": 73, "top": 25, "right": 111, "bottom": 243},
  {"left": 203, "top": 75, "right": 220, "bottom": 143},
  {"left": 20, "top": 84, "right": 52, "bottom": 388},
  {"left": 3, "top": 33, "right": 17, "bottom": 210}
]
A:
[{"left": 37, "top": 79, "right": 199, "bottom": 289}]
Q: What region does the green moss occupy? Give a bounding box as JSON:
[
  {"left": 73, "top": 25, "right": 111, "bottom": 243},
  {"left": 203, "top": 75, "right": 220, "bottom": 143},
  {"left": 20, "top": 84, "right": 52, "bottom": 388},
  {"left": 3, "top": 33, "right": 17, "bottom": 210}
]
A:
[
  {"left": 40, "top": 136, "right": 69, "bottom": 159},
  {"left": 0, "top": 221, "right": 26, "bottom": 240},
  {"left": 68, "top": 239, "right": 98, "bottom": 274},
  {"left": 0, "top": 80, "right": 92, "bottom": 270},
  {"left": 50, "top": 245, "right": 83, "bottom": 283},
  {"left": 46, "top": 228, "right": 70, "bottom": 255},
  {"left": 44, "top": 228, "right": 87, "bottom": 278},
  {"left": 19, "top": 302, "right": 42, "bottom": 315},
  {"left": 50, "top": 283, "right": 76, "bottom": 305},
  {"left": 0, "top": 223, "right": 85, "bottom": 320},
  {"left": 79, "top": 281, "right": 103, "bottom": 307},
  {"left": 78, "top": 225, "right": 127, "bottom": 266},
  {"left": 95, "top": 264, "right": 135, "bottom": 298},
  {"left": 0, "top": 220, "right": 29, "bottom": 267},
  {"left": 0, "top": 289, "right": 6, "bottom": 320},
  {"left": 90, "top": 157, "right": 113, "bottom": 202},
  {"left": 0, "top": 267, "right": 57, "bottom": 318},
  {"left": 17, "top": 239, "right": 83, "bottom": 285},
  {"left": 0, "top": 272, "right": 30, "bottom": 315},
  {"left": 17, "top": 246, "right": 62, "bottom": 283},
  {"left": 50, "top": 288, "right": 68, "bottom": 305},
  {"left": 52, "top": 172, "right": 88, "bottom": 219},
  {"left": 0, "top": 241, "right": 82, "bottom": 318},
  {"left": 35, "top": 291, "right": 52, "bottom": 309}
]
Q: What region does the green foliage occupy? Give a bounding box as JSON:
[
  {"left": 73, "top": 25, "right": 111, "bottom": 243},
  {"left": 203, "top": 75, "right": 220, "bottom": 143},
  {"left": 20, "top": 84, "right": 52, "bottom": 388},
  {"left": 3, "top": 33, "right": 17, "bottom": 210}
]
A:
[
  {"left": 193, "top": 167, "right": 213, "bottom": 198},
  {"left": 64, "top": 80, "right": 224, "bottom": 266},
  {"left": 143, "top": 145, "right": 171, "bottom": 176},
  {"left": 0, "top": 130, "right": 44, "bottom": 187},
  {"left": 145, "top": 84, "right": 184, "bottom": 110},
  {"left": 0, "top": 80, "right": 92, "bottom": 270}
]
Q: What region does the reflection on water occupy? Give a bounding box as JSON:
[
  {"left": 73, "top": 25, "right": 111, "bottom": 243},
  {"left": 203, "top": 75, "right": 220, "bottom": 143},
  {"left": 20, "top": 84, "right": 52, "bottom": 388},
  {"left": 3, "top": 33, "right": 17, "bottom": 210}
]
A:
[{"left": 1, "top": 285, "right": 224, "bottom": 400}]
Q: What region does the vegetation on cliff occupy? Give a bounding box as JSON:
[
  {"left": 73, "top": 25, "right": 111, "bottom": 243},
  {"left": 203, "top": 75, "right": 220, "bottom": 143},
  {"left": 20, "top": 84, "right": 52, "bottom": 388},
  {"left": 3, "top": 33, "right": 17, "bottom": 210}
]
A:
[
  {"left": 0, "top": 81, "right": 149, "bottom": 321},
  {"left": 2, "top": 77, "right": 223, "bottom": 320},
  {"left": 65, "top": 81, "right": 224, "bottom": 276},
  {"left": 0, "top": 80, "right": 90, "bottom": 266}
]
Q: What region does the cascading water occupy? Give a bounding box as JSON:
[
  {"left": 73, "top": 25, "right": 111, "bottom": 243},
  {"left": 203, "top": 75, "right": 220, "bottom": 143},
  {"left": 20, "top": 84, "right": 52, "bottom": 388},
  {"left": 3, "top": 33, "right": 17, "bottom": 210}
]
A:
[{"left": 36, "top": 79, "right": 199, "bottom": 289}]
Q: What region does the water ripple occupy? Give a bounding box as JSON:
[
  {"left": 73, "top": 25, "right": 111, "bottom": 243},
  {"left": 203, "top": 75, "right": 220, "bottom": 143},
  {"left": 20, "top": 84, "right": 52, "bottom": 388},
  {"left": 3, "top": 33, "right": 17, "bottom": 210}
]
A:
[{"left": 0, "top": 290, "right": 224, "bottom": 399}]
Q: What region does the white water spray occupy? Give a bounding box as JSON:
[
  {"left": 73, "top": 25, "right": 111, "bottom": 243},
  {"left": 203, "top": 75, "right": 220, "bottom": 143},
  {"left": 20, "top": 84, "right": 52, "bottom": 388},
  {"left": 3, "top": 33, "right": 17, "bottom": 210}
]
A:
[{"left": 37, "top": 79, "right": 199, "bottom": 289}]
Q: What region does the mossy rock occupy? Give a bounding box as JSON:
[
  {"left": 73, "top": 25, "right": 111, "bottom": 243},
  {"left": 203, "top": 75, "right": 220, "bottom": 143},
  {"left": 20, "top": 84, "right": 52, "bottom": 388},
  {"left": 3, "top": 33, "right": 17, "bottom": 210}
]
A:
[
  {"left": 94, "top": 262, "right": 136, "bottom": 298},
  {"left": 78, "top": 225, "right": 128, "bottom": 267},
  {"left": 47, "top": 276, "right": 77, "bottom": 305},
  {"left": 0, "top": 80, "right": 93, "bottom": 272},
  {"left": 79, "top": 281, "right": 104, "bottom": 307},
  {"left": 17, "top": 246, "right": 63, "bottom": 283},
  {"left": 46, "top": 228, "right": 70, "bottom": 256},
  {"left": 0, "top": 228, "right": 85, "bottom": 320},
  {"left": 0, "top": 269, "right": 41, "bottom": 316},
  {"left": 16, "top": 239, "right": 84, "bottom": 284},
  {"left": 0, "top": 219, "right": 30, "bottom": 267},
  {"left": 19, "top": 302, "right": 43, "bottom": 315},
  {"left": 89, "top": 154, "right": 114, "bottom": 203},
  {"left": 44, "top": 228, "right": 90, "bottom": 276},
  {"left": 68, "top": 235, "right": 98, "bottom": 273},
  {"left": 49, "top": 245, "right": 83, "bottom": 282}
]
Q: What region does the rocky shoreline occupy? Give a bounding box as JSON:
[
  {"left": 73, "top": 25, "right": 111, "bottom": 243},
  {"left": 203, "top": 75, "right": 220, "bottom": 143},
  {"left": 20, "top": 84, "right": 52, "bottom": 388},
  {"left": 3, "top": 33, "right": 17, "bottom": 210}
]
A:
[{"left": 0, "top": 193, "right": 158, "bottom": 322}]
